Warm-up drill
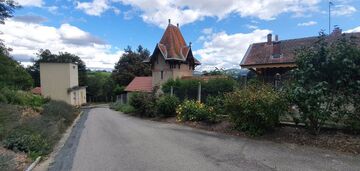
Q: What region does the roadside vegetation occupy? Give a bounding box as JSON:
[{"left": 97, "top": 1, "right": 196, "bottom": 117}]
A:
[
  {"left": 0, "top": 41, "right": 79, "bottom": 170},
  {"left": 111, "top": 33, "right": 360, "bottom": 154}
]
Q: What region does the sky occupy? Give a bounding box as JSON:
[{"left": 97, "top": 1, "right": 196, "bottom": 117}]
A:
[{"left": 0, "top": 0, "right": 360, "bottom": 71}]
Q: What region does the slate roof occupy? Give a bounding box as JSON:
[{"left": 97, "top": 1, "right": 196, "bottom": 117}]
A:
[
  {"left": 241, "top": 32, "right": 360, "bottom": 67},
  {"left": 125, "top": 77, "right": 153, "bottom": 93},
  {"left": 145, "top": 23, "right": 200, "bottom": 65}
]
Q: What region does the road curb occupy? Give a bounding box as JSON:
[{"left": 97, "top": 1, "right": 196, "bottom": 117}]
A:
[
  {"left": 25, "top": 156, "right": 41, "bottom": 171},
  {"left": 32, "top": 111, "right": 84, "bottom": 171}
]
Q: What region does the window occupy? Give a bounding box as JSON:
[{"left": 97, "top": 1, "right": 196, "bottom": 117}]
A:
[{"left": 161, "top": 71, "right": 164, "bottom": 80}]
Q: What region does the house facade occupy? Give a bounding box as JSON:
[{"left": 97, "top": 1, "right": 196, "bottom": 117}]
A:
[
  {"left": 125, "top": 20, "right": 200, "bottom": 94},
  {"left": 40, "top": 63, "right": 87, "bottom": 106},
  {"left": 240, "top": 28, "right": 360, "bottom": 84}
]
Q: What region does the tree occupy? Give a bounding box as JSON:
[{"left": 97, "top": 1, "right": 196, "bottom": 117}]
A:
[
  {"left": 86, "top": 71, "right": 117, "bottom": 102},
  {"left": 111, "top": 45, "right": 151, "bottom": 86},
  {"left": 0, "top": 0, "right": 19, "bottom": 24},
  {"left": 288, "top": 32, "right": 360, "bottom": 134},
  {"left": 27, "top": 49, "right": 87, "bottom": 87},
  {"left": 0, "top": 45, "right": 33, "bottom": 90}
]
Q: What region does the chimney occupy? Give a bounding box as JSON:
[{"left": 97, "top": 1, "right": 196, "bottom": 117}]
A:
[
  {"left": 332, "top": 27, "right": 342, "bottom": 36},
  {"left": 275, "top": 35, "right": 279, "bottom": 42},
  {"left": 177, "top": 23, "right": 179, "bottom": 28},
  {"left": 267, "top": 34, "right": 272, "bottom": 45},
  {"left": 168, "top": 19, "right": 171, "bottom": 25}
]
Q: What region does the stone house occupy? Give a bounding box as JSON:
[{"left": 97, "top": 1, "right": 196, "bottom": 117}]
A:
[
  {"left": 240, "top": 28, "right": 360, "bottom": 85},
  {"left": 125, "top": 20, "right": 201, "bottom": 95}
]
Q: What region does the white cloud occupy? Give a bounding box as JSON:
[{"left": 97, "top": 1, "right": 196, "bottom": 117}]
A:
[
  {"left": 78, "top": 0, "right": 321, "bottom": 28},
  {"left": 332, "top": 5, "right": 357, "bottom": 16},
  {"left": 297, "top": 21, "right": 317, "bottom": 26},
  {"left": 0, "top": 19, "right": 122, "bottom": 70},
  {"left": 76, "top": 0, "right": 110, "bottom": 16},
  {"left": 194, "top": 29, "right": 272, "bottom": 71},
  {"left": 345, "top": 26, "right": 360, "bottom": 33},
  {"left": 16, "top": 0, "right": 43, "bottom": 7}
]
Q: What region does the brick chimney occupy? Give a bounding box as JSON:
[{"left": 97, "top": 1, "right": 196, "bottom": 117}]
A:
[{"left": 267, "top": 34, "right": 272, "bottom": 45}]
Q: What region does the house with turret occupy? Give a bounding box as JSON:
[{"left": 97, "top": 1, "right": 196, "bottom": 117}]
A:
[{"left": 125, "top": 20, "right": 201, "bottom": 95}]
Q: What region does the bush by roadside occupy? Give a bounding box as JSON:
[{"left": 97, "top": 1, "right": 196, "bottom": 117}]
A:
[
  {"left": 0, "top": 87, "right": 48, "bottom": 108},
  {"left": 129, "top": 92, "right": 157, "bottom": 117},
  {"left": 1, "top": 100, "right": 79, "bottom": 160},
  {"left": 225, "top": 85, "right": 288, "bottom": 136},
  {"left": 110, "top": 102, "right": 135, "bottom": 114},
  {"left": 176, "top": 100, "right": 216, "bottom": 122},
  {"left": 156, "top": 95, "right": 180, "bottom": 117}
]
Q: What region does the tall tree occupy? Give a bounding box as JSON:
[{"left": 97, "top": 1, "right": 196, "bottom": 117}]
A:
[
  {"left": 0, "top": 45, "right": 33, "bottom": 90},
  {"left": 0, "top": 0, "right": 19, "bottom": 24},
  {"left": 27, "top": 49, "right": 88, "bottom": 87},
  {"left": 111, "top": 45, "right": 151, "bottom": 86}
]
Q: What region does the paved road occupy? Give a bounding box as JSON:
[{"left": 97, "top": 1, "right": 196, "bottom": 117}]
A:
[{"left": 49, "top": 107, "right": 360, "bottom": 171}]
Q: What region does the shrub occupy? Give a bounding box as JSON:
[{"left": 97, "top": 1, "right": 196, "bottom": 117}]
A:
[
  {"left": 110, "top": 102, "right": 136, "bottom": 114},
  {"left": 0, "top": 87, "right": 47, "bottom": 107},
  {"left": 42, "top": 100, "right": 77, "bottom": 126},
  {"left": 176, "top": 100, "right": 216, "bottom": 122},
  {"left": 0, "top": 104, "right": 21, "bottom": 141},
  {"left": 156, "top": 95, "right": 180, "bottom": 117},
  {"left": 224, "top": 85, "right": 288, "bottom": 136},
  {"left": 129, "top": 92, "right": 156, "bottom": 117},
  {"left": 205, "top": 95, "right": 225, "bottom": 115},
  {"left": 288, "top": 34, "right": 360, "bottom": 134},
  {"left": 3, "top": 129, "right": 51, "bottom": 160}
]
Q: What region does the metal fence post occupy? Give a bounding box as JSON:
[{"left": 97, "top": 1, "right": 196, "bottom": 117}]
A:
[{"left": 197, "top": 82, "right": 201, "bottom": 102}]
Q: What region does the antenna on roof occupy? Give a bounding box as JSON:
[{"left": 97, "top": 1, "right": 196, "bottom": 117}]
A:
[{"left": 168, "top": 19, "right": 171, "bottom": 25}]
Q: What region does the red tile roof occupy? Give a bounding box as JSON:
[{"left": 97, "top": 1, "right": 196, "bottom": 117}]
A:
[
  {"left": 145, "top": 23, "right": 200, "bottom": 65},
  {"left": 125, "top": 77, "right": 153, "bottom": 93},
  {"left": 241, "top": 32, "right": 360, "bottom": 67},
  {"left": 31, "top": 87, "right": 41, "bottom": 95}
]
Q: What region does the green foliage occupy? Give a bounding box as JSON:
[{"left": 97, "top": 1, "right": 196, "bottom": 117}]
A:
[
  {"left": 288, "top": 33, "right": 360, "bottom": 134},
  {"left": 176, "top": 100, "right": 216, "bottom": 122},
  {"left": 42, "top": 101, "right": 77, "bottom": 126},
  {"left": 111, "top": 46, "right": 151, "bottom": 86},
  {"left": 87, "top": 71, "right": 116, "bottom": 102},
  {"left": 205, "top": 95, "right": 225, "bottom": 115},
  {"left": 3, "top": 130, "right": 50, "bottom": 159},
  {"left": 162, "top": 78, "right": 236, "bottom": 101},
  {"left": 110, "top": 102, "right": 135, "bottom": 114},
  {"left": 225, "top": 85, "right": 287, "bottom": 136},
  {"left": 0, "top": 104, "right": 21, "bottom": 141},
  {"left": 156, "top": 95, "right": 180, "bottom": 117},
  {"left": 129, "top": 92, "right": 156, "bottom": 117},
  {"left": 27, "top": 49, "right": 88, "bottom": 87},
  {"left": 0, "top": 87, "right": 47, "bottom": 107},
  {"left": 0, "top": 48, "right": 33, "bottom": 90},
  {"left": 1, "top": 100, "right": 77, "bottom": 159},
  {"left": 0, "top": 0, "right": 20, "bottom": 24}
]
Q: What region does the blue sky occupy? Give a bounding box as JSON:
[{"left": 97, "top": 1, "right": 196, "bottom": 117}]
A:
[{"left": 1, "top": 0, "right": 359, "bottom": 71}]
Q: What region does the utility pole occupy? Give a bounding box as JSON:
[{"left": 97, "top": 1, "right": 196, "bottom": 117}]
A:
[{"left": 329, "top": 1, "right": 333, "bottom": 34}]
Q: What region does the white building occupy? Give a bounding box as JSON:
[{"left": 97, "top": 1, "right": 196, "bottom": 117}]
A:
[{"left": 40, "top": 63, "right": 87, "bottom": 106}]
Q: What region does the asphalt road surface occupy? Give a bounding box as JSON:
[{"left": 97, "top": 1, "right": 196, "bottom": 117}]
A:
[{"left": 49, "top": 107, "right": 360, "bottom": 171}]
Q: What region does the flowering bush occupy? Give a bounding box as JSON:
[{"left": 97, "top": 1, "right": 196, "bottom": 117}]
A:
[
  {"left": 225, "top": 85, "right": 288, "bottom": 136},
  {"left": 176, "top": 100, "right": 216, "bottom": 122}
]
